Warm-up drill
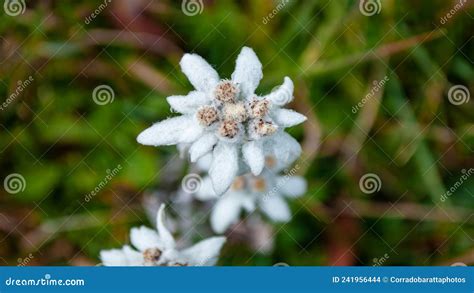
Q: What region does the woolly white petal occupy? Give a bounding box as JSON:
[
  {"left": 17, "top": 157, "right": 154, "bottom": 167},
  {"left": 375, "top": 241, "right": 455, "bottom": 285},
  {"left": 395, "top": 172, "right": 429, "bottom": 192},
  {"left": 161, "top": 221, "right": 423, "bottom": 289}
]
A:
[
  {"left": 273, "top": 109, "right": 307, "bottom": 128},
  {"left": 264, "top": 77, "right": 294, "bottom": 106},
  {"left": 242, "top": 141, "right": 265, "bottom": 176},
  {"left": 260, "top": 196, "right": 291, "bottom": 222},
  {"left": 122, "top": 245, "right": 145, "bottom": 266},
  {"left": 231, "top": 47, "right": 263, "bottom": 98},
  {"left": 167, "top": 91, "right": 209, "bottom": 114},
  {"left": 196, "top": 176, "right": 218, "bottom": 200},
  {"left": 137, "top": 116, "right": 202, "bottom": 146},
  {"left": 211, "top": 193, "right": 243, "bottom": 233},
  {"left": 189, "top": 133, "right": 217, "bottom": 162},
  {"left": 130, "top": 226, "right": 161, "bottom": 252},
  {"left": 180, "top": 236, "right": 226, "bottom": 266},
  {"left": 196, "top": 153, "right": 213, "bottom": 171},
  {"left": 268, "top": 132, "right": 302, "bottom": 167},
  {"left": 209, "top": 143, "right": 239, "bottom": 195},
  {"left": 277, "top": 176, "right": 307, "bottom": 198},
  {"left": 100, "top": 247, "right": 129, "bottom": 266},
  {"left": 156, "top": 204, "right": 176, "bottom": 250},
  {"left": 180, "top": 53, "right": 219, "bottom": 92}
]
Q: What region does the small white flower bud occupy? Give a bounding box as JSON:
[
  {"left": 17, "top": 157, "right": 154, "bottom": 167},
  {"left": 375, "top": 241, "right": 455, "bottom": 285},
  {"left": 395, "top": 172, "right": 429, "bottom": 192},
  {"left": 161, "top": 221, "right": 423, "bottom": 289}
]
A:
[
  {"left": 213, "top": 80, "right": 239, "bottom": 103},
  {"left": 196, "top": 105, "right": 218, "bottom": 126},
  {"left": 218, "top": 120, "right": 239, "bottom": 138},
  {"left": 251, "top": 177, "right": 267, "bottom": 192},
  {"left": 252, "top": 119, "right": 277, "bottom": 137},
  {"left": 231, "top": 176, "right": 246, "bottom": 190},
  {"left": 248, "top": 98, "right": 270, "bottom": 118},
  {"left": 143, "top": 248, "right": 162, "bottom": 265}
]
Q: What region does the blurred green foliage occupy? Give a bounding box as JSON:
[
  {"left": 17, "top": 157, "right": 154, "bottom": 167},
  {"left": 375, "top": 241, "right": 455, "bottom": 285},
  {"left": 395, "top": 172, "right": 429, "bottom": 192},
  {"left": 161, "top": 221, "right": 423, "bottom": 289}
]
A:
[{"left": 0, "top": 0, "right": 473, "bottom": 266}]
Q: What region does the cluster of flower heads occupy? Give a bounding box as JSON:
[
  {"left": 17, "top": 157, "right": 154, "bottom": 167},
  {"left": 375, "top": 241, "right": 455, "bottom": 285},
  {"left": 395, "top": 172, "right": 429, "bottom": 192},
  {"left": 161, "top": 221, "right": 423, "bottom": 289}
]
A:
[{"left": 101, "top": 47, "right": 307, "bottom": 266}]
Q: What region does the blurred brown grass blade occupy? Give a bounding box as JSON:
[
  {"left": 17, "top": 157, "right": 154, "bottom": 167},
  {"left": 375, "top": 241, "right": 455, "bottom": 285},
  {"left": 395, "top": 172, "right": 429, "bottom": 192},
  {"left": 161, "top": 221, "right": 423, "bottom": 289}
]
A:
[
  {"left": 84, "top": 29, "right": 182, "bottom": 57},
  {"left": 308, "top": 29, "right": 446, "bottom": 76},
  {"left": 124, "top": 59, "right": 176, "bottom": 94}
]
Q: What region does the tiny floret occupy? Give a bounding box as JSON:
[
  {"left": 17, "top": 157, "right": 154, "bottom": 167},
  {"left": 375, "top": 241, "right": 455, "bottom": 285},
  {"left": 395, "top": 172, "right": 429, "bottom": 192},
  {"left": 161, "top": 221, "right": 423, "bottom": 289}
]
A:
[
  {"left": 248, "top": 98, "right": 270, "bottom": 118},
  {"left": 197, "top": 105, "right": 218, "bottom": 126},
  {"left": 223, "top": 102, "right": 247, "bottom": 123},
  {"left": 219, "top": 120, "right": 239, "bottom": 138},
  {"left": 143, "top": 248, "right": 162, "bottom": 266},
  {"left": 214, "top": 79, "right": 239, "bottom": 103}
]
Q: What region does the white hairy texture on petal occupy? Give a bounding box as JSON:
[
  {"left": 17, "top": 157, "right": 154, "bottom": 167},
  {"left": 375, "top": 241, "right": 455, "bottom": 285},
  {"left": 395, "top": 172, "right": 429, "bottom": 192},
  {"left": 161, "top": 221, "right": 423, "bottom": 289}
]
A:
[
  {"left": 242, "top": 141, "right": 265, "bottom": 176},
  {"left": 130, "top": 226, "right": 161, "bottom": 252},
  {"left": 179, "top": 117, "right": 204, "bottom": 144},
  {"left": 264, "top": 77, "right": 294, "bottom": 106},
  {"left": 167, "top": 91, "right": 209, "bottom": 114},
  {"left": 268, "top": 131, "right": 302, "bottom": 168},
  {"left": 189, "top": 133, "right": 217, "bottom": 162},
  {"left": 272, "top": 108, "right": 307, "bottom": 128},
  {"left": 195, "top": 176, "right": 218, "bottom": 200},
  {"left": 122, "top": 245, "right": 145, "bottom": 266},
  {"left": 156, "top": 204, "right": 176, "bottom": 250},
  {"left": 100, "top": 248, "right": 129, "bottom": 266},
  {"left": 210, "top": 192, "right": 243, "bottom": 233},
  {"left": 209, "top": 142, "right": 239, "bottom": 195},
  {"left": 180, "top": 237, "right": 226, "bottom": 266},
  {"left": 259, "top": 195, "right": 291, "bottom": 222},
  {"left": 196, "top": 153, "right": 213, "bottom": 171},
  {"left": 180, "top": 53, "right": 219, "bottom": 92},
  {"left": 277, "top": 176, "right": 307, "bottom": 198},
  {"left": 137, "top": 115, "right": 200, "bottom": 146},
  {"left": 231, "top": 47, "right": 263, "bottom": 99}
]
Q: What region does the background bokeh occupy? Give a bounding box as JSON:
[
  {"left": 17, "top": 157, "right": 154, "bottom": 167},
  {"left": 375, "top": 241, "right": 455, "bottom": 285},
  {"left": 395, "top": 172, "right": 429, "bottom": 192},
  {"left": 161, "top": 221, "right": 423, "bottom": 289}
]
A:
[{"left": 0, "top": 0, "right": 473, "bottom": 266}]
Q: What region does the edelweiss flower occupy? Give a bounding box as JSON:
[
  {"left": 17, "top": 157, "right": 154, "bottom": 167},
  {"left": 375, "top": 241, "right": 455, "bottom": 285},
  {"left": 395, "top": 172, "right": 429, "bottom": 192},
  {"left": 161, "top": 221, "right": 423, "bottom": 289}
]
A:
[
  {"left": 195, "top": 156, "right": 307, "bottom": 233},
  {"left": 100, "top": 204, "right": 226, "bottom": 266},
  {"left": 137, "top": 47, "right": 306, "bottom": 195}
]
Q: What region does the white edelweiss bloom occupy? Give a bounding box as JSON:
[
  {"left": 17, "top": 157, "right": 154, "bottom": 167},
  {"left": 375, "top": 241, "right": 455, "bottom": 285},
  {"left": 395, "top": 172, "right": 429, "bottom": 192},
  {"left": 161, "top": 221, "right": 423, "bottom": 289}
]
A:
[
  {"left": 137, "top": 47, "right": 306, "bottom": 195},
  {"left": 100, "top": 204, "right": 226, "bottom": 266},
  {"left": 195, "top": 156, "right": 308, "bottom": 234}
]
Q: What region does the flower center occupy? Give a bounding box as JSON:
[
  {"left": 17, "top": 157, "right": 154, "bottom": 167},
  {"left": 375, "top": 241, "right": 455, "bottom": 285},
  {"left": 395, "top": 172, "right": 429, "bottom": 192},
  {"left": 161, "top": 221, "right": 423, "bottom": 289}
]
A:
[
  {"left": 252, "top": 177, "right": 267, "bottom": 192},
  {"left": 143, "top": 248, "right": 162, "bottom": 266},
  {"left": 223, "top": 102, "right": 247, "bottom": 123},
  {"left": 197, "top": 80, "right": 277, "bottom": 140}
]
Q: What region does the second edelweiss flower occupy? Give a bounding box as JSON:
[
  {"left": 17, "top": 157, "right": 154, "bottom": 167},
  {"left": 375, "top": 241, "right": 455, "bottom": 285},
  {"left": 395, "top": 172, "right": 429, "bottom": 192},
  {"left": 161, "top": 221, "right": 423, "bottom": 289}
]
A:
[{"left": 137, "top": 47, "right": 306, "bottom": 195}]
